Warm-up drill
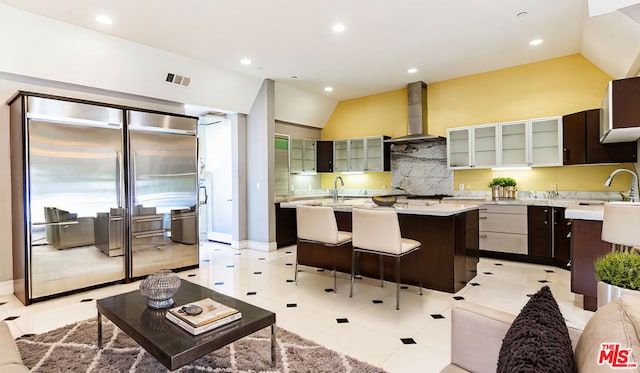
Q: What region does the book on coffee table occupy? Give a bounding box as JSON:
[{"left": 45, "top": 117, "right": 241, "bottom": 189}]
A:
[{"left": 165, "top": 298, "right": 242, "bottom": 335}]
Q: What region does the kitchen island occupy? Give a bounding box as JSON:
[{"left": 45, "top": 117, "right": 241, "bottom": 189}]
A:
[{"left": 278, "top": 200, "right": 480, "bottom": 293}]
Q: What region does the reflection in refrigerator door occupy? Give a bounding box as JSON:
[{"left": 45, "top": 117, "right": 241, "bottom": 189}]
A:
[
  {"left": 128, "top": 111, "right": 199, "bottom": 278},
  {"left": 24, "top": 97, "right": 126, "bottom": 299}
]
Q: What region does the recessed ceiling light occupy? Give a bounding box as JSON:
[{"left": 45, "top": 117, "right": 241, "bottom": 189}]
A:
[
  {"left": 517, "top": 11, "right": 528, "bottom": 17},
  {"left": 332, "top": 24, "right": 345, "bottom": 33},
  {"left": 95, "top": 15, "right": 112, "bottom": 25},
  {"left": 324, "top": 86, "right": 334, "bottom": 92},
  {"left": 291, "top": 75, "right": 299, "bottom": 79},
  {"left": 529, "top": 39, "right": 543, "bottom": 46},
  {"left": 240, "top": 58, "right": 252, "bottom": 65},
  {"left": 407, "top": 68, "right": 418, "bottom": 74}
]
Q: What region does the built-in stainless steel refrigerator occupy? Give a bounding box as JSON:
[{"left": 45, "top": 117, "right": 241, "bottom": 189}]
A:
[{"left": 9, "top": 93, "right": 199, "bottom": 305}]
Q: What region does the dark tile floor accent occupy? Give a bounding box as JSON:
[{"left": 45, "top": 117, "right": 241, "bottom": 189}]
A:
[
  {"left": 235, "top": 253, "right": 241, "bottom": 255},
  {"left": 226, "top": 265, "right": 234, "bottom": 268},
  {"left": 483, "top": 272, "right": 493, "bottom": 275},
  {"left": 4, "top": 316, "right": 19, "bottom": 321},
  {"left": 430, "top": 314, "right": 445, "bottom": 319},
  {"left": 324, "top": 288, "right": 334, "bottom": 293},
  {"left": 214, "top": 282, "right": 224, "bottom": 285},
  {"left": 286, "top": 251, "right": 292, "bottom": 254},
  {"left": 544, "top": 269, "right": 555, "bottom": 273},
  {"left": 286, "top": 303, "right": 297, "bottom": 308},
  {"left": 253, "top": 272, "right": 262, "bottom": 275},
  {"left": 259, "top": 258, "right": 266, "bottom": 261},
  {"left": 494, "top": 263, "right": 504, "bottom": 266},
  {"left": 527, "top": 294, "right": 534, "bottom": 297},
  {"left": 400, "top": 286, "right": 409, "bottom": 290},
  {"left": 285, "top": 263, "right": 293, "bottom": 266},
  {"left": 202, "top": 259, "right": 211, "bottom": 262},
  {"left": 80, "top": 299, "right": 93, "bottom": 303},
  {"left": 286, "top": 279, "right": 294, "bottom": 283},
  {"left": 401, "top": 338, "right": 416, "bottom": 345},
  {"left": 538, "top": 280, "right": 549, "bottom": 283},
  {"left": 372, "top": 300, "right": 383, "bottom": 304},
  {"left": 316, "top": 269, "right": 325, "bottom": 272},
  {"left": 246, "top": 291, "right": 257, "bottom": 296},
  {"left": 336, "top": 318, "right": 349, "bottom": 324},
  {"left": 470, "top": 282, "right": 481, "bottom": 286},
  {"left": 188, "top": 274, "right": 196, "bottom": 277},
  {"left": 453, "top": 296, "right": 464, "bottom": 301}
]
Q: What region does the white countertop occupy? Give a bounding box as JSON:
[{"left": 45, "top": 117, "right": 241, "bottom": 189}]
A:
[
  {"left": 281, "top": 196, "right": 613, "bottom": 220},
  {"left": 564, "top": 202, "right": 605, "bottom": 221},
  {"left": 279, "top": 198, "right": 479, "bottom": 216}
]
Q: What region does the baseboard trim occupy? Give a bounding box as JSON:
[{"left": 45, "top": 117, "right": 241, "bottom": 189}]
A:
[
  {"left": 231, "top": 240, "right": 249, "bottom": 249},
  {"left": 0, "top": 280, "right": 14, "bottom": 296},
  {"left": 246, "top": 240, "right": 277, "bottom": 252}
]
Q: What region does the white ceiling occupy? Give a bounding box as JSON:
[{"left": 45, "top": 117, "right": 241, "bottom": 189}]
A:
[{"left": 0, "top": 0, "right": 638, "bottom": 101}]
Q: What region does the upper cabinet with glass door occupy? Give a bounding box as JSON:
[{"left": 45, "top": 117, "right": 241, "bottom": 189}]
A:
[
  {"left": 289, "top": 138, "right": 316, "bottom": 173},
  {"left": 447, "top": 116, "right": 562, "bottom": 169},
  {"left": 333, "top": 136, "right": 390, "bottom": 172},
  {"left": 500, "top": 120, "right": 528, "bottom": 167},
  {"left": 447, "top": 125, "right": 498, "bottom": 169},
  {"left": 529, "top": 117, "right": 563, "bottom": 167}
]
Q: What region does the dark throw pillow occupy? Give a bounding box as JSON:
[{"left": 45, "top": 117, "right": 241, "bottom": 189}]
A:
[{"left": 497, "top": 286, "right": 575, "bottom": 372}]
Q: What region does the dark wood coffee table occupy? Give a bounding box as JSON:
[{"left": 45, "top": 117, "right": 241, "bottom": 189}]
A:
[{"left": 96, "top": 279, "right": 276, "bottom": 370}]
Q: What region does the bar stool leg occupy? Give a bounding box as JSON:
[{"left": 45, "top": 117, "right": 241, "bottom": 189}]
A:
[
  {"left": 350, "top": 249, "right": 356, "bottom": 297},
  {"left": 379, "top": 255, "right": 384, "bottom": 287},
  {"left": 419, "top": 247, "right": 423, "bottom": 296},
  {"left": 395, "top": 256, "right": 401, "bottom": 310},
  {"left": 333, "top": 246, "right": 337, "bottom": 293}
]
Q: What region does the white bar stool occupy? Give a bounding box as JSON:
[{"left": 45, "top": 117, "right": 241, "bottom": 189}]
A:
[
  {"left": 350, "top": 207, "right": 423, "bottom": 310},
  {"left": 296, "top": 205, "right": 352, "bottom": 292}
]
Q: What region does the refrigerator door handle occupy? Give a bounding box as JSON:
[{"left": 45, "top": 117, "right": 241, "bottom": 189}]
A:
[{"left": 199, "top": 185, "right": 208, "bottom": 205}]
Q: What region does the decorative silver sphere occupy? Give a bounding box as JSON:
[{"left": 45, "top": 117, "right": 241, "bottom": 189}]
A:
[{"left": 139, "top": 269, "right": 181, "bottom": 309}]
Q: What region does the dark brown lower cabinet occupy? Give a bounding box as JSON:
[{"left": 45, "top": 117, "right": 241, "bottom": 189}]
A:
[
  {"left": 275, "top": 203, "right": 297, "bottom": 248},
  {"left": 527, "top": 206, "right": 571, "bottom": 267},
  {"left": 571, "top": 219, "right": 611, "bottom": 311}
]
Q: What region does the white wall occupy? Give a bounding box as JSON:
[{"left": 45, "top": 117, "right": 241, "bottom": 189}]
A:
[
  {"left": 0, "top": 4, "right": 262, "bottom": 114},
  {"left": 246, "top": 80, "right": 276, "bottom": 250},
  {"left": 274, "top": 83, "right": 337, "bottom": 128}
]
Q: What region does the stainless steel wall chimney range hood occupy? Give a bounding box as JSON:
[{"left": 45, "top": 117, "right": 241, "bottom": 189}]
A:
[{"left": 384, "top": 81, "right": 445, "bottom": 143}]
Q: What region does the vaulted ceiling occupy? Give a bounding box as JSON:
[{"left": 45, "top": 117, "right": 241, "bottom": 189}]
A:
[{"left": 1, "top": 0, "right": 639, "bottom": 101}]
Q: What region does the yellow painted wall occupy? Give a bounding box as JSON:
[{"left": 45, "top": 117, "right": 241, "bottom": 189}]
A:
[{"left": 321, "top": 54, "right": 637, "bottom": 192}]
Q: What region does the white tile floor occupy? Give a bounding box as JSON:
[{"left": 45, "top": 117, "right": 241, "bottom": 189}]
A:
[{"left": 1, "top": 241, "right": 595, "bottom": 372}]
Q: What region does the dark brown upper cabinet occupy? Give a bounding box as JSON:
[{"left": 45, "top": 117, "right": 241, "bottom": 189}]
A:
[
  {"left": 562, "top": 109, "right": 636, "bottom": 165},
  {"left": 316, "top": 140, "right": 333, "bottom": 172}
]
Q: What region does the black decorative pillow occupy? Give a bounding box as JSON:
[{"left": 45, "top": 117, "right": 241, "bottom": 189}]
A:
[{"left": 497, "top": 286, "right": 575, "bottom": 372}]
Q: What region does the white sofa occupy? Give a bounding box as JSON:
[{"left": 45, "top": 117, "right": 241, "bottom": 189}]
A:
[
  {"left": 0, "top": 322, "right": 28, "bottom": 372},
  {"left": 442, "top": 295, "right": 640, "bottom": 372}
]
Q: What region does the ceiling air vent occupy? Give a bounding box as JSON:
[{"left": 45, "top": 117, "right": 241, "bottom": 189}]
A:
[{"left": 165, "top": 72, "right": 191, "bottom": 87}]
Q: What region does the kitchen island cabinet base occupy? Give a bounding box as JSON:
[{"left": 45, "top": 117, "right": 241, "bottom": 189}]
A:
[{"left": 295, "top": 209, "right": 479, "bottom": 293}]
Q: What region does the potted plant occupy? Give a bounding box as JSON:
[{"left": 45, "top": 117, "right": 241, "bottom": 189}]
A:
[
  {"left": 594, "top": 251, "right": 640, "bottom": 308},
  {"left": 488, "top": 178, "right": 517, "bottom": 200}
]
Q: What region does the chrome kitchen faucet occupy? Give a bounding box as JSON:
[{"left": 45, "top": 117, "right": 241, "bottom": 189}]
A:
[
  {"left": 604, "top": 169, "right": 639, "bottom": 202},
  {"left": 333, "top": 176, "right": 344, "bottom": 204}
]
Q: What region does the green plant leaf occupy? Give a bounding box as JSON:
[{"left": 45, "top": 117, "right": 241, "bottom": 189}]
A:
[{"left": 594, "top": 252, "right": 640, "bottom": 290}]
